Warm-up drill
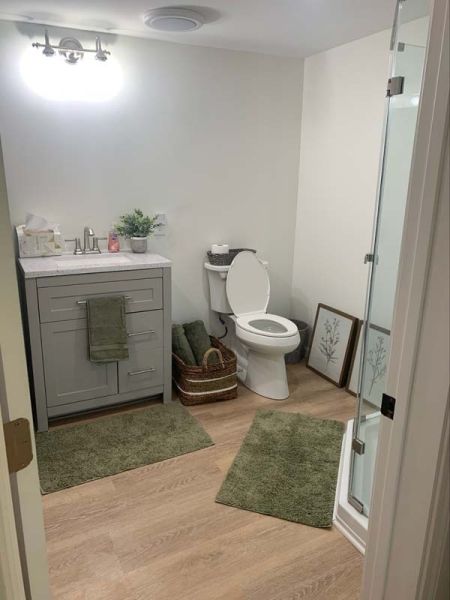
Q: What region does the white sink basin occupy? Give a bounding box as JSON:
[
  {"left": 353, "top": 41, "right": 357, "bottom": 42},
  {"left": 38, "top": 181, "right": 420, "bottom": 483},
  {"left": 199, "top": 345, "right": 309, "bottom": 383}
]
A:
[{"left": 55, "top": 254, "right": 131, "bottom": 268}]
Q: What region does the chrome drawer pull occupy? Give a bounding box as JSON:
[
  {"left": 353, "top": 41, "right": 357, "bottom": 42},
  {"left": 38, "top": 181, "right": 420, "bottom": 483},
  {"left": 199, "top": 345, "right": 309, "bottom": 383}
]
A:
[
  {"left": 128, "top": 368, "right": 156, "bottom": 376},
  {"left": 127, "top": 330, "right": 155, "bottom": 337},
  {"left": 76, "top": 295, "right": 132, "bottom": 305}
]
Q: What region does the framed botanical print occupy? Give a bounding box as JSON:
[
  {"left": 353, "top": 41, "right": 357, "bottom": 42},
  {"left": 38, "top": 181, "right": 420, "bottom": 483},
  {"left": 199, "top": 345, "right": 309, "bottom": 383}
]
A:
[
  {"left": 306, "top": 304, "right": 358, "bottom": 387},
  {"left": 346, "top": 320, "right": 363, "bottom": 396},
  {"left": 346, "top": 322, "right": 391, "bottom": 408}
]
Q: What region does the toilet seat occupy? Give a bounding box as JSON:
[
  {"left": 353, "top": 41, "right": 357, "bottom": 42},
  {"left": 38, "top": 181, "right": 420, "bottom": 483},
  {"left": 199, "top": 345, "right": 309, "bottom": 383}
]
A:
[
  {"left": 226, "top": 251, "right": 270, "bottom": 316},
  {"left": 236, "top": 313, "right": 298, "bottom": 338},
  {"left": 226, "top": 252, "right": 298, "bottom": 341}
]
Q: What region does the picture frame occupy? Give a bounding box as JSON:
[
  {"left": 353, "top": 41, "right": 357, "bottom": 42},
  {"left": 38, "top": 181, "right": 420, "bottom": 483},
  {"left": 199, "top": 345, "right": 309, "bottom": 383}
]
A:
[
  {"left": 346, "top": 322, "right": 391, "bottom": 408},
  {"left": 306, "top": 304, "right": 358, "bottom": 387},
  {"left": 346, "top": 320, "right": 364, "bottom": 397}
]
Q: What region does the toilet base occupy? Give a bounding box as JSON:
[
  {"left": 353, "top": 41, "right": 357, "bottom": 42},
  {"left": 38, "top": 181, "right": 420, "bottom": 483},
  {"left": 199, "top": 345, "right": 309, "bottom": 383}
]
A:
[{"left": 245, "top": 350, "right": 289, "bottom": 400}]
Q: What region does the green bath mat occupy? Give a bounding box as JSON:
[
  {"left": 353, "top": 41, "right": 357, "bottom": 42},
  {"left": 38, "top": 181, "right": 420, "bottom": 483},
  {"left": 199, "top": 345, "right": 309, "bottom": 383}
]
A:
[
  {"left": 216, "top": 410, "right": 344, "bottom": 528},
  {"left": 36, "top": 403, "right": 213, "bottom": 493}
]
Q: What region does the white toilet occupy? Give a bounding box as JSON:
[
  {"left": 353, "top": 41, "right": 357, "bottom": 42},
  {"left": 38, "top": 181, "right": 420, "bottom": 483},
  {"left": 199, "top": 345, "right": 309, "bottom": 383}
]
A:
[{"left": 205, "top": 251, "right": 300, "bottom": 400}]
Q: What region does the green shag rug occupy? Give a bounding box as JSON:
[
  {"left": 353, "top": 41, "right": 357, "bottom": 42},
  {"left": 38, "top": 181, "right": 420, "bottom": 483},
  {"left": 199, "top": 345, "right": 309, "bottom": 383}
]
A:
[
  {"left": 216, "top": 410, "right": 344, "bottom": 528},
  {"left": 36, "top": 403, "right": 213, "bottom": 493}
]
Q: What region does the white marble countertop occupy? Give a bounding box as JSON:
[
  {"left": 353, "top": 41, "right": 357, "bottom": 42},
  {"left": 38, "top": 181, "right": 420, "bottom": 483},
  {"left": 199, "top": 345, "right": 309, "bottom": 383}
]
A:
[{"left": 18, "top": 252, "right": 172, "bottom": 278}]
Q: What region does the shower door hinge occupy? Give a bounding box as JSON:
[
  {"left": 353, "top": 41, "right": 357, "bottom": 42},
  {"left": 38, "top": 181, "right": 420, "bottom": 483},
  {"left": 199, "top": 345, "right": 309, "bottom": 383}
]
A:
[
  {"left": 348, "top": 494, "right": 365, "bottom": 514},
  {"left": 352, "top": 437, "right": 365, "bottom": 455},
  {"left": 387, "top": 76, "right": 404, "bottom": 97},
  {"left": 381, "top": 393, "right": 396, "bottom": 420},
  {"left": 364, "top": 253, "right": 374, "bottom": 264}
]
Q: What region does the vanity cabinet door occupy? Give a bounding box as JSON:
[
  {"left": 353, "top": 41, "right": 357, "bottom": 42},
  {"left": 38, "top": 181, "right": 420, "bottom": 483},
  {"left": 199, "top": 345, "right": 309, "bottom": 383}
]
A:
[{"left": 41, "top": 320, "right": 118, "bottom": 407}]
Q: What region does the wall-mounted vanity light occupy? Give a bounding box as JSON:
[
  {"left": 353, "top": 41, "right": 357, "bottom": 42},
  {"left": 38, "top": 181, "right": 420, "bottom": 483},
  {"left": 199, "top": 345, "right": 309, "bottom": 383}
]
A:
[
  {"left": 22, "top": 29, "right": 122, "bottom": 101},
  {"left": 32, "top": 29, "right": 111, "bottom": 64}
]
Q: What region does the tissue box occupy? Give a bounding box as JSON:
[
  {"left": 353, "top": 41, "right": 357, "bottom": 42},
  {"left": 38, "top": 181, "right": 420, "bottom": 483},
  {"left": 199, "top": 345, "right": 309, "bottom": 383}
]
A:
[{"left": 16, "top": 225, "right": 65, "bottom": 258}]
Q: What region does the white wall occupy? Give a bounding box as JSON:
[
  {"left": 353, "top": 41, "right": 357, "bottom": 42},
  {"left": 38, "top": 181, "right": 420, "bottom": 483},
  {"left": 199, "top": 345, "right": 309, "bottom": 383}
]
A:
[
  {"left": 291, "top": 17, "right": 430, "bottom": 329},
  {"left": 0, "top": 21, "right": 303, "bottom": 326},
  {"left": 291, "top": 30, "right": 391, "bottom": 325}
]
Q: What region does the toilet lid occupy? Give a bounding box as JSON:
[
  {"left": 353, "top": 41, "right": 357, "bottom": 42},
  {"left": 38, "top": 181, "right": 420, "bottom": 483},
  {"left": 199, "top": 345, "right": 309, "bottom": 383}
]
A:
[{"left": 226, "top": 251, "right": 270, "bottom": 317}]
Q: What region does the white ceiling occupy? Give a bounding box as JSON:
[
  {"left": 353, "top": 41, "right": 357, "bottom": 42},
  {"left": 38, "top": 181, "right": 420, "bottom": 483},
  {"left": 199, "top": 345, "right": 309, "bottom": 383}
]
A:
[{"left": 0, "top": 0, "right": 425, "bottom": 57}]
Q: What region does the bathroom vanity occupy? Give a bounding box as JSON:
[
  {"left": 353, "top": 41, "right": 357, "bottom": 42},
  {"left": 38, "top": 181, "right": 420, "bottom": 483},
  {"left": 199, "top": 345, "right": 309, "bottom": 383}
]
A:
[{"left": 18, "top": 253, "right": 172, "bottom": 431}]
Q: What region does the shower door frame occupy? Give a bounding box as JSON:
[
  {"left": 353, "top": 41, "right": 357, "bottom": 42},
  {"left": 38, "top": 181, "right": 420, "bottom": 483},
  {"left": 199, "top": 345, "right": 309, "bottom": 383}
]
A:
[
  {"left": 347, "top": 0, "right": 408, "bottom": 516},
  {"left": 362, "top": 0, "right": 449, "bottom": 596}
]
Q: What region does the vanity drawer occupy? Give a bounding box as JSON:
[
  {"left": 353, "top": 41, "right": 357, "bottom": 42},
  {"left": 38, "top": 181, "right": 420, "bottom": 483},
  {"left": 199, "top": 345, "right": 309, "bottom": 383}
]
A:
[
  {"left": 119, "top": 311, "right": 164, "bottom": 393},
  {"left": 119, "top": 347, "right": 164, "bottom": 394},
  {"left": 126, "top": 310, "right": 163, "bottom": 349},
  {"left": 38, "top": 278, "right": 163, "bottom": 323}
]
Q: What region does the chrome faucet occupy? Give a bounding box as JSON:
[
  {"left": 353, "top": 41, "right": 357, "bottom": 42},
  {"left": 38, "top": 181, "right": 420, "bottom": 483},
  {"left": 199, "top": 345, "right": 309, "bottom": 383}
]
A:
[
  {"left": 67, "top": 227, "right": 106, "bottom": 255},
  {"left": 83, "top": 226, "right": 95, "bottom": 253}
]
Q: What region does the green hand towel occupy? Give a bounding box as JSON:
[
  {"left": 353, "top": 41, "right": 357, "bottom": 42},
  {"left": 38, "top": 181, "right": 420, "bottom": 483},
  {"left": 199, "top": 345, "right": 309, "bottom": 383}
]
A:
[
  {"left": 87, "top": 296, "right": 129, "bottom": 363},
  {"left": 172, "top": 324, "right": 196, "bottom": 365},
  {"left": 183, "top": 320, "right": 218, "bottom": 366}
]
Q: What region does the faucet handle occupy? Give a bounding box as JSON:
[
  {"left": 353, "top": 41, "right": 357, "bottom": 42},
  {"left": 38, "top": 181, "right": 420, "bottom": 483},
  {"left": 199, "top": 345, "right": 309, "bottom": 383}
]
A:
[
  {"left": 66, "top": 238, "right": 83, "bottom": 255},
  {"left": 92, "top": 236, "right": 107, "bottom": 254}
]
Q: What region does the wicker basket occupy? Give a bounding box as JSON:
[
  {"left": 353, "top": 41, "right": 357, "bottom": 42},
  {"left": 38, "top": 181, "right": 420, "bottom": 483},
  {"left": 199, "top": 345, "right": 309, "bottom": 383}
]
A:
[
  {"left": 173, "top": 337, "right": 237, "bottom": 405},
  {"left": 206, "top": 248, "right": 256, "bottom": 266}
]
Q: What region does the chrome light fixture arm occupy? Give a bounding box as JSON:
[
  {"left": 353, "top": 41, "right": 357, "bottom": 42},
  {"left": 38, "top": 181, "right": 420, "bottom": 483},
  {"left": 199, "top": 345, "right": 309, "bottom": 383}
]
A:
[{"left": 32, "top": 30, "right": 111, "bottom": 63}]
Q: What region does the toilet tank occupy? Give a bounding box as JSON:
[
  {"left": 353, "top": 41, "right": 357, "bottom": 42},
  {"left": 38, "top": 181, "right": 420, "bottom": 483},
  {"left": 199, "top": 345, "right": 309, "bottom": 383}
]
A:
[{"left": 204, "top": 263, "right": 233, "bottom": 314}]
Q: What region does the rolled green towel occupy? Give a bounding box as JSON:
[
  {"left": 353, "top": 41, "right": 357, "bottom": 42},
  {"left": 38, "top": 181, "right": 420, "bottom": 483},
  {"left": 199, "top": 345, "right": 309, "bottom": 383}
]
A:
[
  {"left": 172, "top": 324, "right": 196, "bottom": 365},
  {"left": 183, "top": 320, "right": 218, "bottom": 366}
]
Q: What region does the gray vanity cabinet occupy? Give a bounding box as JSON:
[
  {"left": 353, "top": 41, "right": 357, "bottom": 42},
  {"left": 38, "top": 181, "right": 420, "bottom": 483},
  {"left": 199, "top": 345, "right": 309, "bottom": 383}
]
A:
[{"left": 21, "top": 266, "right": 172, "bottom": 432}]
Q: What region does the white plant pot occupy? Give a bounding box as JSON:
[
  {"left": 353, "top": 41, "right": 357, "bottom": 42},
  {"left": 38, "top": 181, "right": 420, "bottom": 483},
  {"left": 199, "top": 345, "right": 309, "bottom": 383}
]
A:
[{"left": 130, "top": 237, "right": 148, "bottom": 253}]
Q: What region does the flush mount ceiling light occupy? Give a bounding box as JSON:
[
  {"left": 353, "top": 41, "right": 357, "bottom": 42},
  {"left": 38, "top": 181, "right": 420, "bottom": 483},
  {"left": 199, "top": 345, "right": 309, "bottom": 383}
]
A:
[{"left": 144, "top": 8, "right": 204, "bottom": 32}]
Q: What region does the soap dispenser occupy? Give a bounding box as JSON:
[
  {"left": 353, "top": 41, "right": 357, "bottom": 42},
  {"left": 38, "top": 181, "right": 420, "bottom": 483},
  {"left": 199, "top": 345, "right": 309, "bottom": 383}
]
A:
[{"left": 108, "top": 230, "right": 120, "bottom": 253}]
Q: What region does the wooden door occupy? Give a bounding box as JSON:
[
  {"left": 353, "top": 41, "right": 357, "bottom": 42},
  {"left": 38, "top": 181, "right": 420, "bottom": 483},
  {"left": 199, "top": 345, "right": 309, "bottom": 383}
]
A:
[{"left": 0, "top": 137, "right": 50, "bottom": 597}]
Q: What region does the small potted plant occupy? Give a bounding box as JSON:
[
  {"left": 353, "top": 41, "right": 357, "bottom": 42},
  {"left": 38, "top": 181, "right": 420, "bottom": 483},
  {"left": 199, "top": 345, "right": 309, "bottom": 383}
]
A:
[{"left": 115, "top": 209, "right": 160, "bottom": 253}]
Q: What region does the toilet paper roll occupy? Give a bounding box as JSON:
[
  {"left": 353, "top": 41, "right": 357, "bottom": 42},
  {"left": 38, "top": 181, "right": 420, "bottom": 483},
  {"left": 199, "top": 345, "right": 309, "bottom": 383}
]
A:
[{"left": 211, "top": 244, "right": 229, "bottom": 254}]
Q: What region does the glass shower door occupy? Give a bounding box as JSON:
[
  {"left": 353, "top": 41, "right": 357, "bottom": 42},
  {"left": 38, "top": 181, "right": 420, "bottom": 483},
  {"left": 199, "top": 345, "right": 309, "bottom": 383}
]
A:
[{"left": 348, "top": 1, "right": 429, "bottom": 516}]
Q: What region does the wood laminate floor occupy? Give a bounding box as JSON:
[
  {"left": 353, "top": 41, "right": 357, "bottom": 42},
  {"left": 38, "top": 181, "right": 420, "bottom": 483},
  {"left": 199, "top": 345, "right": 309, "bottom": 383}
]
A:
[{"left": 43, "top": 363, "right": 363, "bottom": 600}]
